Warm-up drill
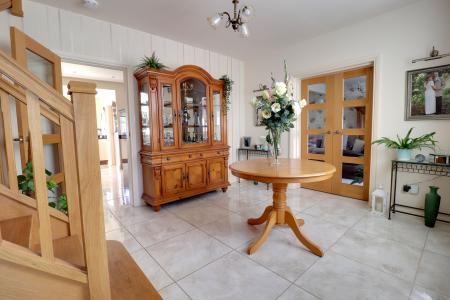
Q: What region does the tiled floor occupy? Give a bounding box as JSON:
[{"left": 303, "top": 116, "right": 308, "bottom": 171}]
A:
[{"left": 101, "top": 168, "right": 450, "bottom": 300}]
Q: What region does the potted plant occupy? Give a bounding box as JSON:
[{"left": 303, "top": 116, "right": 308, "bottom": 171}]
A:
[{"left": 372, "top": 128, "right": 437, "bottom": 161}]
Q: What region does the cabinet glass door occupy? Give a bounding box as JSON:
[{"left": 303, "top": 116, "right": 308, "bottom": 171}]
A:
[
  {"left": 161, "top": 83, "right": 176, "bottom": 148},
  {"left": 180, "top": 78, "right": 208, "bottom": 145},
  {"left": 212, "top": 90, "right": 222, "bottom": 143},
  {"left": 139, "top": 79, "right": 151, "bottom": 147}
]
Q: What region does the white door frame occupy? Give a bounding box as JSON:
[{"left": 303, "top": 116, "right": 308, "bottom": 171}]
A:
[{"left": 60, "top": 57, "right": 138, "bottom": 206}]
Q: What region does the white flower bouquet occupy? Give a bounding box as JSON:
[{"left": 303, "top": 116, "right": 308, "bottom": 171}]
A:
[{"left": 251, "top": 61, "right": 307, "bottom": 163}]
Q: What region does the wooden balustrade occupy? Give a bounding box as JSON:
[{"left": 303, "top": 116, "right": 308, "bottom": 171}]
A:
[
  {"left": 69, "top": 81, "right": 112, "bottom": 300},
  {"left": 0, "top": 48, "right": 112, "bottom": 299}
]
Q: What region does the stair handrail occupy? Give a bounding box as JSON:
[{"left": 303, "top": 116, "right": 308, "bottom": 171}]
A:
[{"left": 0, "top": 48, "right": 112, "bottom": 299}]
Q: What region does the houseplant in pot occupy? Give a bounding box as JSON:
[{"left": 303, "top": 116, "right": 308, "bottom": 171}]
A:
[{"left": 372, "top": 128, "right": 437, "bottom": 161}]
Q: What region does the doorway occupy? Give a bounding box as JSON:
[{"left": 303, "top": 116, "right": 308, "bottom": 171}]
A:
[
  {"left": 61, "top": 62, "right": 131, "bottom": 205},
  {"left": 301, "top": 66, "right": 373, "bottom": 200}
]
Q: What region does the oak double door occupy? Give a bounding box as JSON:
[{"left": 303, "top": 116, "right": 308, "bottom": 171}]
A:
[{"left": 301, "top": 66, "right": 373, "bottom": 200}]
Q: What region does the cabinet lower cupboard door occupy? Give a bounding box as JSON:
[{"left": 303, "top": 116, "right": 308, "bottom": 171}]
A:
[
  {"left": 186, "top": 161, "right": 207, "bottom": 190},
  {"left": 162, "top": 164, "right": 185, "bottom": 195},
  {"left": 208, "top": 158, "right": 225, "bottom": 185}
]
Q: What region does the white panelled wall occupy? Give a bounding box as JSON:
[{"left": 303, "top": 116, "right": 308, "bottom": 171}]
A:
[{"left": 0, "top": 0, "right": 246, "bottom": 205}]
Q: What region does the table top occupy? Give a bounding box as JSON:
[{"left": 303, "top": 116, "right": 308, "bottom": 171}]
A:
[{"left": 230, "top": 158, "right": 336, "bottom": 184}]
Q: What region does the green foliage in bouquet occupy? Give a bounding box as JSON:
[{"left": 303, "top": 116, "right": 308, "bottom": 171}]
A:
[{"left": 251, "top": 61, "right": 306, "bottom": 158}]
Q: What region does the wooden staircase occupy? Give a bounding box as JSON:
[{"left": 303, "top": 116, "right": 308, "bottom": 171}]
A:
[{"left": 0, "top": 49, "right": 162, "bottom": 299}]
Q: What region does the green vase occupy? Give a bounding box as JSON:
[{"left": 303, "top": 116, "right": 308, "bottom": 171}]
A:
[{"left": 424, "top": 186, "right": 441, "bottom": 227}]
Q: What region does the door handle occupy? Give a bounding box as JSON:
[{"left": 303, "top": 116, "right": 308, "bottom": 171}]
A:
[
  {"left": 13, "top": 137, "right": 24, "bottom": 142},
  {"left": 321, "top": 130, "right": 331, "bottom": 135},
  {"left": 333, "top": 130, "right": 342, "bottom": 135}
]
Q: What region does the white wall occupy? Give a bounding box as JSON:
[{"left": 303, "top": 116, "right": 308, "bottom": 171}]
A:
[
  {"left": 0, "top": 0, "right": 246, "bottom": 205},
  {"left": 245, "top": 0, "right": 450, "bottom": 213}
]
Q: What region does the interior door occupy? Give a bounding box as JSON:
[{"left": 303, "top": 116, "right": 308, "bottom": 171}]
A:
[
  {"left": 162, "top": 163, "right": 185, "bottom": 195},
  {"left": 332, "top": 67, "right": 373, "bottom": 200},
  {"left": 208, "top": 158, "right": 225, "bottom": 185},
  {"left": 301, "top": 76, "right": 335, "bottom": 193},
  {"left": 186, "top": 161, "right": 207, "bottom": 190},
  {"left": 301, "top": 66, "right": 373, "bottom": 200}
]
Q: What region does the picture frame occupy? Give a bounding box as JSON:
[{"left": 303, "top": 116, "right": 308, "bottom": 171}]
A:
[
  {"left": 405, "top": 64, "right": 450, "bottom": 120},
  {"left": 254, "top": 87, "right": 269, "bottom": 126}
]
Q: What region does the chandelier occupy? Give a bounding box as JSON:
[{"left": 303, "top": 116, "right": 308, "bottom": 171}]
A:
[{"left": 207, "top": 0, "right": 254, "bottom": 38}]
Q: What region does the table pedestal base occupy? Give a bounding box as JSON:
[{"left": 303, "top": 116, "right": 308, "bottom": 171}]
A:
[{"left": 247, "top": 183, "right": 324, "bottom": 257}]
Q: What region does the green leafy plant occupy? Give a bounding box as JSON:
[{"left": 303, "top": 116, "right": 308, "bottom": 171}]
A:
[
  {"left": 49, "top": 193, "right": 68, "bottom": 214},
  {"left": 17, "top": 161, "right": 68, "bottom": 214},
  {"left": 220, "top": 75, "right": 234, "bottom": 113},
  {"left": 136, "top": 52, "right": 167, "bottom": 70},
  {"left": 372, "top": 127, "right": 437, "bottom": 150}
]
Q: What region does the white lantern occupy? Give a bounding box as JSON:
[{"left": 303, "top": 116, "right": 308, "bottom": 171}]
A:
[{"left": 371, "top": 185, "right": 387, "bottom": 215}]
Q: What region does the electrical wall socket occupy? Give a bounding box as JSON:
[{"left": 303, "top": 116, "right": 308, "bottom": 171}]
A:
[
  {"left": 403, "top": 184, "right": 419, "bottom": 194},
  {"left": 409, "top": 184, "right": 419, "bottom": 194}
]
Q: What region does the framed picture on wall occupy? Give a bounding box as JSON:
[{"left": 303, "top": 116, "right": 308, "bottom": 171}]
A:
[
  {"left": 254, "top": 85, "right": 269, "bottom": 126},
  {"left": 405, "top": 64, "right": 450, "bottom": 120}
]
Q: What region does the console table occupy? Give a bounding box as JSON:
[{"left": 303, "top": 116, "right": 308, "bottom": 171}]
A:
[
  {"left": 389, "top": 160, "right": 450, "bottom": 223},
  {"left": 237, "top": 148, "right": 272, "bottom": 189}
]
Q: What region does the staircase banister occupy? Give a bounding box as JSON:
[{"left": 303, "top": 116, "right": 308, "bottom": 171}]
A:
[
  {"left": 0, "top": 48, "right": 73, "bottom": 121},
  {"left": 69, "top": 80, "right": 112, "bottom": 300}
]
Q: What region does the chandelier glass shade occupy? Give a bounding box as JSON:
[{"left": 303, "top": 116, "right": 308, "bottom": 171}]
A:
[{"left": 207, "top": 0, "right": 254, "bottom": 38}]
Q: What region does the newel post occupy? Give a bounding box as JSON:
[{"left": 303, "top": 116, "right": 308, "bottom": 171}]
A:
[{"left": 68, "top": 81, "right": 111, "bottom": 300}]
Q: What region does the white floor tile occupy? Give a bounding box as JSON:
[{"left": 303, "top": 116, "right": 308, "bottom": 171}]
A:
[
  {"left": 178, "top": 251, "right": 290, "bottom": 300},
  {"left": 199, "top": 213, "right": 262, "bottom": 249},
  {"left": 416, "top": 251, "right": 450, "bottom": 297},
  {"left": 277, "top": 285, "right": 319, "bottom": 300},
  {"left": 130, "top": 249, "right": 173, "bottom": 290},
  {"left": 147, "top": 229, "right": 231, "bottom": 280},
  {"left": 332, "top": 229, "right": 421, "bottom": 282},
  {"left": 426, "top": 230, "right": 450, "bottom": 257},
  {"left": 105, "top": 228, "right": 142, "bottom": 253},
  {"left": 127, "top": 215, "right": 194, "bottom": 247},
  {"left": 159, "top": 283, "right": 191, "bottom": 300},
  {"left": 238, "top": 229, "right": 318, "bottom": 282},
  {"left": 296, "top": 251, "right": 412, "bottom": 300}
]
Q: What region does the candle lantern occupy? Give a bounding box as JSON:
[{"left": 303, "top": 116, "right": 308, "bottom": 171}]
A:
[{"left": 371, "top": 185, "right": 387, "bottom": 215}]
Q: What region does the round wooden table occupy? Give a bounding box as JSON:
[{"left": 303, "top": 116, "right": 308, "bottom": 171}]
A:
[{"left": 229, "top": 158, "right": 336, "bottom": 256}]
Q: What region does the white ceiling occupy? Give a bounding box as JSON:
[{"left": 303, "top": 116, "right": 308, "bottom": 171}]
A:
[{"left": 32, "top": 0, "right": 419, "bottom": 60}]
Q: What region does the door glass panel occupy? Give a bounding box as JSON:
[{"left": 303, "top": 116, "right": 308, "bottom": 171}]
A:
[
  {"left": 344, "top": 75, "right": 367, "bottom": 100},
  {"left": 180, "top": 78, "right": 208, "bottom": 144},
  {"left": 342, "top": 135, "right": 365, "bottom": 157},
  {"left": 343, "top": 107, "right": 365, "bottom": 129},
  {"left": 308, "top": 83, "right": 326, "bottom": 104},
  {"left": 213, "top": 91, "right": 221, "bottom": 142},
  {"left": 139, "top": 80, "right": 150, "bottom": 146},
  {"left": 308, "top": 109, "right": 325, "bottom": 129},
  {"left": 161, "top": 84, "right": 175, "bottom": 147},
  {"left": 342, "top": 163, "right": 364, "bottom": 186},
  {"left": 308, "top": 135, "right": 325, "bottom": 154},
  {"left": 26, "top": 49, "right": 55, "bottom": 87}
]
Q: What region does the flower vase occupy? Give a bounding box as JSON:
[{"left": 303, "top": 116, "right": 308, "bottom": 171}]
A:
[
  {"left": 424, "top": 186, "right": 441, "bottom": 228},
  {"left": 269, "top": 129, "right": 281, "bottom": 165}
]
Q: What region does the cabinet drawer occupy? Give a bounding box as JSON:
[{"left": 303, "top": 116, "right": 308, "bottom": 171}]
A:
[{"left": 162, "top": 154, "right": 189, "bottom": 163}]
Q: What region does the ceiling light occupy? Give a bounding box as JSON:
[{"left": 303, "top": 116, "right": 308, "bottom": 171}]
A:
[
  {"left": 83, "top": 0, "right": 98, "bottom": 9},
  {"left": 207, "top": 0, "right": 254, "bottom": 38}
]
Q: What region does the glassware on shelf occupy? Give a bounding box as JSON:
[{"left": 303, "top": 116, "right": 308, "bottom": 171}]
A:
[
  {"left": 180, "top": 78, "right": 208, "bottom": 145},
  {"left": 162, "top": 83, "right": 175, "bottom": 147}
]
